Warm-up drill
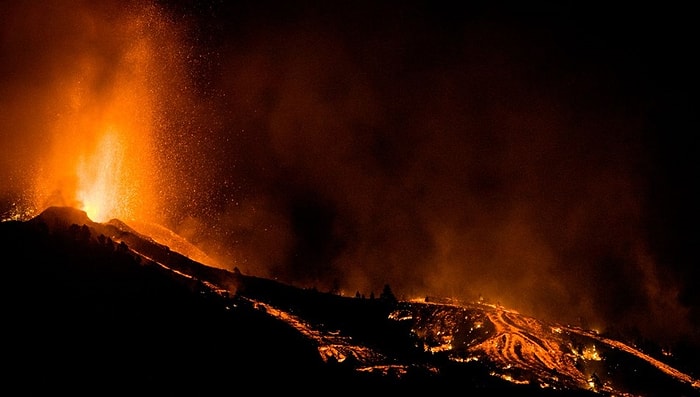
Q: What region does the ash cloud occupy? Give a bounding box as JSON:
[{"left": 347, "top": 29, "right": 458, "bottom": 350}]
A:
[
  {"left": 179, "top": 2, "right": 698, "bottom": 347},
  {"left": 2, "top": 1, "right": 697, "bottom": 348}
]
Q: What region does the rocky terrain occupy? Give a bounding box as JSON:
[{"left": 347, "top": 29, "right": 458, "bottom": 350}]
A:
[{"left": 2, "top": 206, "right": 698, "bottom": 396}]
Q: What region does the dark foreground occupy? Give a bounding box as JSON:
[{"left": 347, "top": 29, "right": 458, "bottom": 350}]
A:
[{"left": 1, "top": 207, "right": 697, "bottom": 396}]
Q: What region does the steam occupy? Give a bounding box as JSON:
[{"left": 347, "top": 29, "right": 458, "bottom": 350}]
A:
[{"left": 1, "top": 1, "right": 695, "bottom": 348}]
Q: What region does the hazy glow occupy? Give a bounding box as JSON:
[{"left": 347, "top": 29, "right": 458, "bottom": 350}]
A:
[
  {"left": 38, "top": 9, "right": 160, "bottom": 224},
  {"left": 0, "top": 0, "right": 695, "bottom": 352},
  {"left": 0, "top": 1, "right": 188, "bottom": 227}
]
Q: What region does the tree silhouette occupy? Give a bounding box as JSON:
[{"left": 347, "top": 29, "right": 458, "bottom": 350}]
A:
[{"left": 380, "top": 284, "right": 397, "bottom": 304}]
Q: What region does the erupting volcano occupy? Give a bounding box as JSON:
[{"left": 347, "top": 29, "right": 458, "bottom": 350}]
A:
[
  {"left": 0, "top": 1, "right": 181, "bottom": 227},
  {"left": 1, "top": 1, "right": 698, "bottom": 395},
  {"left": 1, "top": 0, "right": 219, "bottom": 264}
]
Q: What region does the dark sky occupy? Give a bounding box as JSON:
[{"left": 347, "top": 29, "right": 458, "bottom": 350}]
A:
[{"left": 1, "top": 1, "right": 698, "bottom": 347}]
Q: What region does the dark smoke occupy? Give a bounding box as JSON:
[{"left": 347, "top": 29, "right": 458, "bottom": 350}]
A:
[
  {"left": 170, "top": 2, "right": 698, "bottom": 347},
  {"left": 2, "top": 1, "right": 698, "bottom": 348}
]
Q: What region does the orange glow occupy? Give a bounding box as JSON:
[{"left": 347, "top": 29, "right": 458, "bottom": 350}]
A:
[
  {"left": 0, "top": 0, "right": 226, "bottom": 268},
  {"left": 25, "top": 3, "right": 177, "bottom": 226},
  {"left": 581, "top": 345, "right": 601, "bottom": 361},
  {"left": 76, "top": 128, "right": 128, "bottom": 222}
]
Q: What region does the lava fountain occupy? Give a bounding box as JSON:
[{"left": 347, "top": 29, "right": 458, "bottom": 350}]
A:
[
  {"left": 1, "top": 1, "right": 187, "bottom": 227},
  {"left": 0, "top": 1, "right": 219, "bottom": 265},
  {"left": 75, "top": 127, "right": 130, "bottom": 222},
  {"left": 34, "top": 2, "right": 165, "bottom": 225}
]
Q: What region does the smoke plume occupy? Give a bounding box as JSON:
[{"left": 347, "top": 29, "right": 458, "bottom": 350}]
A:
[{"left": 1, "top": 1, "right": 697, "bottom": 348}]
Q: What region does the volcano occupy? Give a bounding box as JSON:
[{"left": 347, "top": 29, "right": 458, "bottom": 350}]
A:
[{"left": 1, "top": 206, "right": 698, "bottom": 396}]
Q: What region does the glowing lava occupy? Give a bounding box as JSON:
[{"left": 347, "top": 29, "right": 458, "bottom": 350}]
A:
[
  {"left": 5, "top": 1, "right": 188, "bottom": 228},
  {"left": 76, "top": 128, "right": 128, "bottom": 222}
]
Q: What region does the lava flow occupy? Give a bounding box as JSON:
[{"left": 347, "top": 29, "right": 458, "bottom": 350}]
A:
[
  {"left": 405, "top": 299, "right": 700, "bottom": 396},
  {"left": 2, "top": 5, "right": 698, "bottom": 394},
  {"left": 468, "top": 306, "right": 587, "bottom": 389}
]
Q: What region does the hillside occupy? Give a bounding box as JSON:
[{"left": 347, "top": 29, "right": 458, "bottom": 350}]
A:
[{"left": 1, "top": 206, "right": 697, "bottom": 396}]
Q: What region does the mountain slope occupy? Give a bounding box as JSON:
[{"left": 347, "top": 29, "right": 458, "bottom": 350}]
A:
[
  {"left": 1, "top": 206, "right": 698, "bottom": 396},
  {"left": 1, "top": 208, "right": 327, "bottom": 394}
]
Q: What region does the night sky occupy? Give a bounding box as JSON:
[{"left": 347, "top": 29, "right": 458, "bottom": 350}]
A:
[{"left": 1, "top": 1, "right": 698, "bottom": 348}]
